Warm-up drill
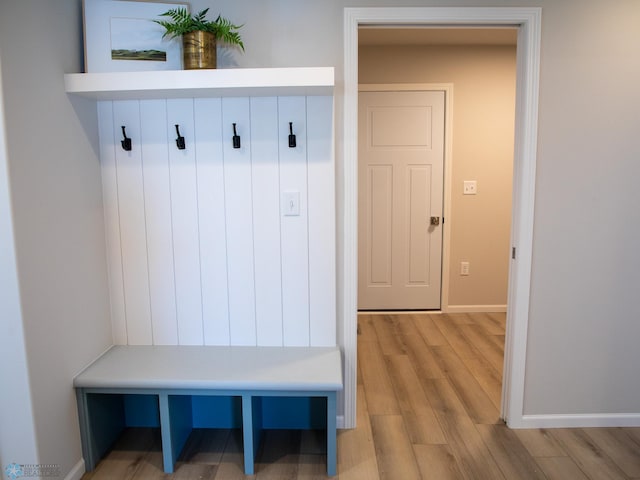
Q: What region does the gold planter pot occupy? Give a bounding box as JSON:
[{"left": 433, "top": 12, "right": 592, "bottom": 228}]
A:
[{"left": 182, "top": 31, "right": 216, "bottom": 69}]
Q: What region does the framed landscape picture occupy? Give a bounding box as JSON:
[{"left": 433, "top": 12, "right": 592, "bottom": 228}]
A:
[{"left": 83, "top": 0, "right": 188, "bottom": 73}]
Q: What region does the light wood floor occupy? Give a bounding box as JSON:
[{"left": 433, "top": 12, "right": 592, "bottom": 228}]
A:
[{"left": 83, "top": 313, "right": 640, "bottom": 479}]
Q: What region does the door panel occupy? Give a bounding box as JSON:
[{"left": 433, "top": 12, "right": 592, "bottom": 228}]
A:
[
  {"left": 358, "top": 90, "right": 445, "bottom": 310},
  {"left": 371, "top": 106, "right": 432, "bottom": 147},
  {"left": 406, "top": 165, "right": 431, "bottom": 285},
  {"left": 369, "top": 165, "right": 393, "bottom": 285}
]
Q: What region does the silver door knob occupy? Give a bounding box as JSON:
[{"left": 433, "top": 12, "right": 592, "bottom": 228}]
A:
[{"left": 430, "top": 216, "right": 440, "bottom": 226}]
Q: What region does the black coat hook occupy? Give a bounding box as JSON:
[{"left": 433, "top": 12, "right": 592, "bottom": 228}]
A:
[
  {"left": 120, "top": 126, "right": 132, "bottom": 151},
  {"left": 288, "top": 122, "right": 297, "bottom": 148},
  {"left": 232, "top": 123, "right": 241, "bottom": 149},
  {"left": 175, "top": 125, "right": 186, "bottom": 150}
]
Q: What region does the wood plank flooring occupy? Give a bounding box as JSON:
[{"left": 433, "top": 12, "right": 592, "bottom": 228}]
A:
[{"left": 82, "top": 313, "right": 640, "bottom": 479}]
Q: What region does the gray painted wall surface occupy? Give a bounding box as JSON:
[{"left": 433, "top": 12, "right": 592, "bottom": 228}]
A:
[
  {"left": 0, "top": 52, "right": 39, "bottom": 468},
  {"left": 0, "top": 0, "right": 113, "bottom": 475}
]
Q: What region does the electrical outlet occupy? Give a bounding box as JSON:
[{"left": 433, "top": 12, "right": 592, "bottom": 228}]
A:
[
  {"left": 460, "top": 261, "right": 470, "bottom": 276},
  {"left": 463, "top": 180, "right": 477, "bottom": 195}
]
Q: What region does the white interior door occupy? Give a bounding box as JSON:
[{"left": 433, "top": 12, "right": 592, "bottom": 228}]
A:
[{"left": 358, "top": 90, "right": 445, "bottom": 310}]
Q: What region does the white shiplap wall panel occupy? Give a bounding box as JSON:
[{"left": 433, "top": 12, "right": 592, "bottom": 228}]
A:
[
  {"left": 278, "top": 96, "right": 310, "bottom": 346},
  {"left": 101, "top": 95, "right": 335, "bottom": 349},
  {"left": 250, "top": 97, "right": 284, "bottom": 346},
  {"left": 139, "top": 100, "right": 178, "bottom": 345},
  {"left": 112, "top": 100, "right": 152, "bottom": 345},
  {"left": 167, "top": 99, "right": 204, "bottom": 345},
  {"left": 307, "top": 96, "right": 336, "bottom": 346},
  {"left": 194, "top": 98, "right": 231, "bottom": 346},
  {"left": 222, "top": 97, "right": 257, "bottom": 346},
  {"left": 98, "top": 101, "right": 127, "bottom": 345}
]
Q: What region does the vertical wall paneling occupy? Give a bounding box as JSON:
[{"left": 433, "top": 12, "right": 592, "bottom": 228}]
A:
[
  {"left": 250, "top": 97, "right": 284, "bottom": 346},
  {"left": 112, "top": 100, "right": 153, "bottom": 345},
  {"left": 98, "top": 101, "right": 127, "bottom": 344},
  {"left": 194, "top": 98, "right": 231, "bottom": 345},
  {"left": 166, "top": 99, "right": 204, "bottom": 345},
  {"left": 306, "top": 96, "right": 336, "bottom": 346},
  {"left": 100, "top": 92, "right": 335, "bottom": 348},
  {"left": 278, "top": 96, "right": 310, "bottom": 346},
  {"left": 139, "top": 100, "right": 178, "bottom": 345},
  {"left": 222, "top": 97, "right": 257, "bottom": 345}
]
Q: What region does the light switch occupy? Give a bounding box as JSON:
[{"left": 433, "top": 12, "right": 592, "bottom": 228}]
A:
[
  {"left": 282, "top": 191, "right": 300, "bottom": 216},
  {"left": 463, "top": 180, "right": 477, "bottom": 195},
  {"left": 460, "top": 261, "right": 470, "bottom": 276}
]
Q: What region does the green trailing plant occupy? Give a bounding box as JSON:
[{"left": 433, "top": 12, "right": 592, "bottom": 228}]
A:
[{"left": 154, "top": 7, "right": 244, "bottom": 51}]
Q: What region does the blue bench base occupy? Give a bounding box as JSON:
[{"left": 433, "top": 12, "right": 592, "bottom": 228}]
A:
[{"left": 76, "top": 388, "right": 337, "bottom": 476}]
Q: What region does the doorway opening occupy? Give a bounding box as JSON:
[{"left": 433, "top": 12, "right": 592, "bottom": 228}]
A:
[
  {"left": 357, "top": 29, "right": 516, "bottom": 307},
  {"left": 342, "top": 8, "right": 541, "bottom": 429}
]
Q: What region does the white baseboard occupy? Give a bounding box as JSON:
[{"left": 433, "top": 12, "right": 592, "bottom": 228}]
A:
[
  {"left": 508, "top": 413, "right": 640, "bottom": 429},
  {"left": 64, "top": 459, "right": 85, "bottom": 480},
  {"left": 357, "top": 310, "right": 441, "bottom": 315},
  {"left": 444, "top": 305, "right": 507, "bottom": 313}
]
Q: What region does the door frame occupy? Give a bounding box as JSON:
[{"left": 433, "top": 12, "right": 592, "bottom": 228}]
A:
[
  {"left": 358, "top": 83, "right": 454, "bottom": 312},
  {"left": 343, "top": 7, "right": 541, "bottom": 428}
]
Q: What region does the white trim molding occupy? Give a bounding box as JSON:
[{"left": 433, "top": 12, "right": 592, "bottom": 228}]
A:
[
  {"left": 343, "top": 7, "right": 541, "bottom": 429},
  {"left": 518, "top": 414, "right": 640, "bottom": 429},
  {"left": 358, "top": 310, "right": 443, "bottom": 316},
  {"left": 446, "top": 305, "right": 507, "bottom": 314},
  {"left": 64, "top": 459, "right": 85, "bottom": 480}
]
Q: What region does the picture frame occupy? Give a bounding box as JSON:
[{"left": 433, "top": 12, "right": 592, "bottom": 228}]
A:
[{"left": 82, "top": 0, "right": 189, "bottom": 73}]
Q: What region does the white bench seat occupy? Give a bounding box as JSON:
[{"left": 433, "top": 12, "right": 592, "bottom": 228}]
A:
[{"left": 74, "top": 345, "right": 342, "bottom": 476}]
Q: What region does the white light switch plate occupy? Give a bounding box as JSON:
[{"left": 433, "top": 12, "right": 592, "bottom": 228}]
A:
[
  {"left": 282, "top": 191, "right": 300, "bottom": 216},
  {"left": 463, "top": 180, "right": 477, "bottom": 195}
]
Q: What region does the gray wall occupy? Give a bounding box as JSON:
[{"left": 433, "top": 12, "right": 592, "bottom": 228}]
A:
[
  {"left": 0, "top": 53, "right": 39, "bottom": 467},
  {"left": 0, "top": 0, "right": 113, "bottom": 475},
  {"left": 522, "top": 0, "right": 640, "bottom": 415},
  {"left": 1, "top": 0, "right": 640, "bottom": 475}
]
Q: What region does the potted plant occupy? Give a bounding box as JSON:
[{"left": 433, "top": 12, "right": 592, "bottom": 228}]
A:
[{"left": 155, "top": 7, "right": 244, "bottom": 69}]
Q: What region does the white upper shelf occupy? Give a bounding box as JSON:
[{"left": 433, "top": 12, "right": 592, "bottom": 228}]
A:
[{"left": 65, "top": 67, "right": 334, "bottom": 100}]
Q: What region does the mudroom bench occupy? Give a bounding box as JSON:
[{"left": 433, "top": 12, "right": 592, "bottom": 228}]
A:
[{"left": 74, "top": 345, "right": 343, "bottom": 476}]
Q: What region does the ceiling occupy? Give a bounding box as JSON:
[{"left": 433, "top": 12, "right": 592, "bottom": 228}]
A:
[{"left": 358, "top": 27, "right": 518, "bottom": 47}]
